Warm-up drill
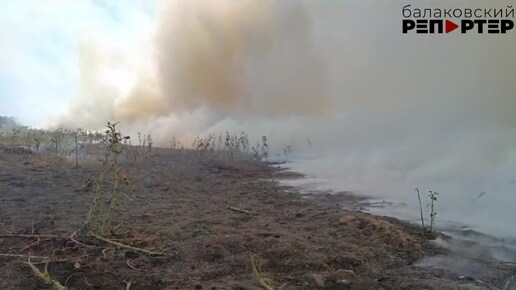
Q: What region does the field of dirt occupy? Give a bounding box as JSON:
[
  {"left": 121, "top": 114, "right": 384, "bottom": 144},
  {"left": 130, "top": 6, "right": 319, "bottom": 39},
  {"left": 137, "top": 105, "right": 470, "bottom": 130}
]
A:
[{"left": 0, "top": 148, "right": 495, "bottom": 289}]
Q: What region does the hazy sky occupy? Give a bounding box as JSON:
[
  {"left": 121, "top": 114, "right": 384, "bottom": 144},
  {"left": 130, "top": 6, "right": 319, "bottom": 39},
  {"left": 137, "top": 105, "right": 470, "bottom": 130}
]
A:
[{"left": 0, "top": 0, "right": 161, "bottom": 126}]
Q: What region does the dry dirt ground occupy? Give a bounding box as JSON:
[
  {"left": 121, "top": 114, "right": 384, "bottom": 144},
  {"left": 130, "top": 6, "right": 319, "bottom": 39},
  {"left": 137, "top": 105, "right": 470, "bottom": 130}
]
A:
[{"left": 0, "top": 148, "right": 490, "bottom": 289}]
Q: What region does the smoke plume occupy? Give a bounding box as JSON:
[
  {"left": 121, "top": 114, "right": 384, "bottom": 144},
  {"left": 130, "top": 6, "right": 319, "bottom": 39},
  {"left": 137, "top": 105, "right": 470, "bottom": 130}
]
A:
[{"left": 60, "top": 0, "right": 330, "bottom": 129}]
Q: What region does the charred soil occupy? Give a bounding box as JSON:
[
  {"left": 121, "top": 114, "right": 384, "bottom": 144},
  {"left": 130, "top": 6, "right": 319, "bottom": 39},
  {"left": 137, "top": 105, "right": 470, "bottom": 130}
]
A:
[{"left": 0, "top": 149, "right": 475, "bottom": 289}]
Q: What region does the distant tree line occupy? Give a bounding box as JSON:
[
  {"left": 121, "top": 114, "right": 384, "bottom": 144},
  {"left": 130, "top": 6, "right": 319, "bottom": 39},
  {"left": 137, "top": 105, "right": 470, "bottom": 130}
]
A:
[{"left": 0, "top": 116, "right": 18, "bottom": 128}]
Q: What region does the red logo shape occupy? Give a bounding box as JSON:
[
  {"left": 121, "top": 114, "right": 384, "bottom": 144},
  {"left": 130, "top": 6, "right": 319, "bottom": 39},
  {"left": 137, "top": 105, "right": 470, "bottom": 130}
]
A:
[{"left": 446, "top": 20, "right": 459, "bottom": 33}]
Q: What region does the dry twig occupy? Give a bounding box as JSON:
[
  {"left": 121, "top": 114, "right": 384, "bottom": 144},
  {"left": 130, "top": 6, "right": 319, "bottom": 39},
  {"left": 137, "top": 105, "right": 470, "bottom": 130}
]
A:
[
  {"left": 228, "top": 206, "right": 250, "bottom": 215},
  {"left": 26, "top": 257, "right": 68, "bottom": 290},
  {"left": 250, "top": 254, "right": 274, "bottom": 290},
  {"left": 90, "top": 234, "right": 166, "bottom": 256},
  {"left": 126, "top": 259, "right": 139, "bottom": 271}
]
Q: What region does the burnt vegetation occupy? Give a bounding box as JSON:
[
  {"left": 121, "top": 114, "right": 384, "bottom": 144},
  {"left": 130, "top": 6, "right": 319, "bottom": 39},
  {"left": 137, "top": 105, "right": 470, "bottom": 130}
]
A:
[{"left": 0, "top": 116, "right": 498, "bottom": 290}]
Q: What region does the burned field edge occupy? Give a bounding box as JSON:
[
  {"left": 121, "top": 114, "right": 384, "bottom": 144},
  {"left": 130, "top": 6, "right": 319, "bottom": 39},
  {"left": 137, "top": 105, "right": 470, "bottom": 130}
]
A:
[{"left": 0, "top": 140, "right": 483, "bottom": 290}]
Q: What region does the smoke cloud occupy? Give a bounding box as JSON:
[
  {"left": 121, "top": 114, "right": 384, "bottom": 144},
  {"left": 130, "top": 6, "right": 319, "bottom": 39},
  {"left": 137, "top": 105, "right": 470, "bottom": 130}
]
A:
[{"left": 59, "top": 0, "right": 331, "bottom": 129}]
